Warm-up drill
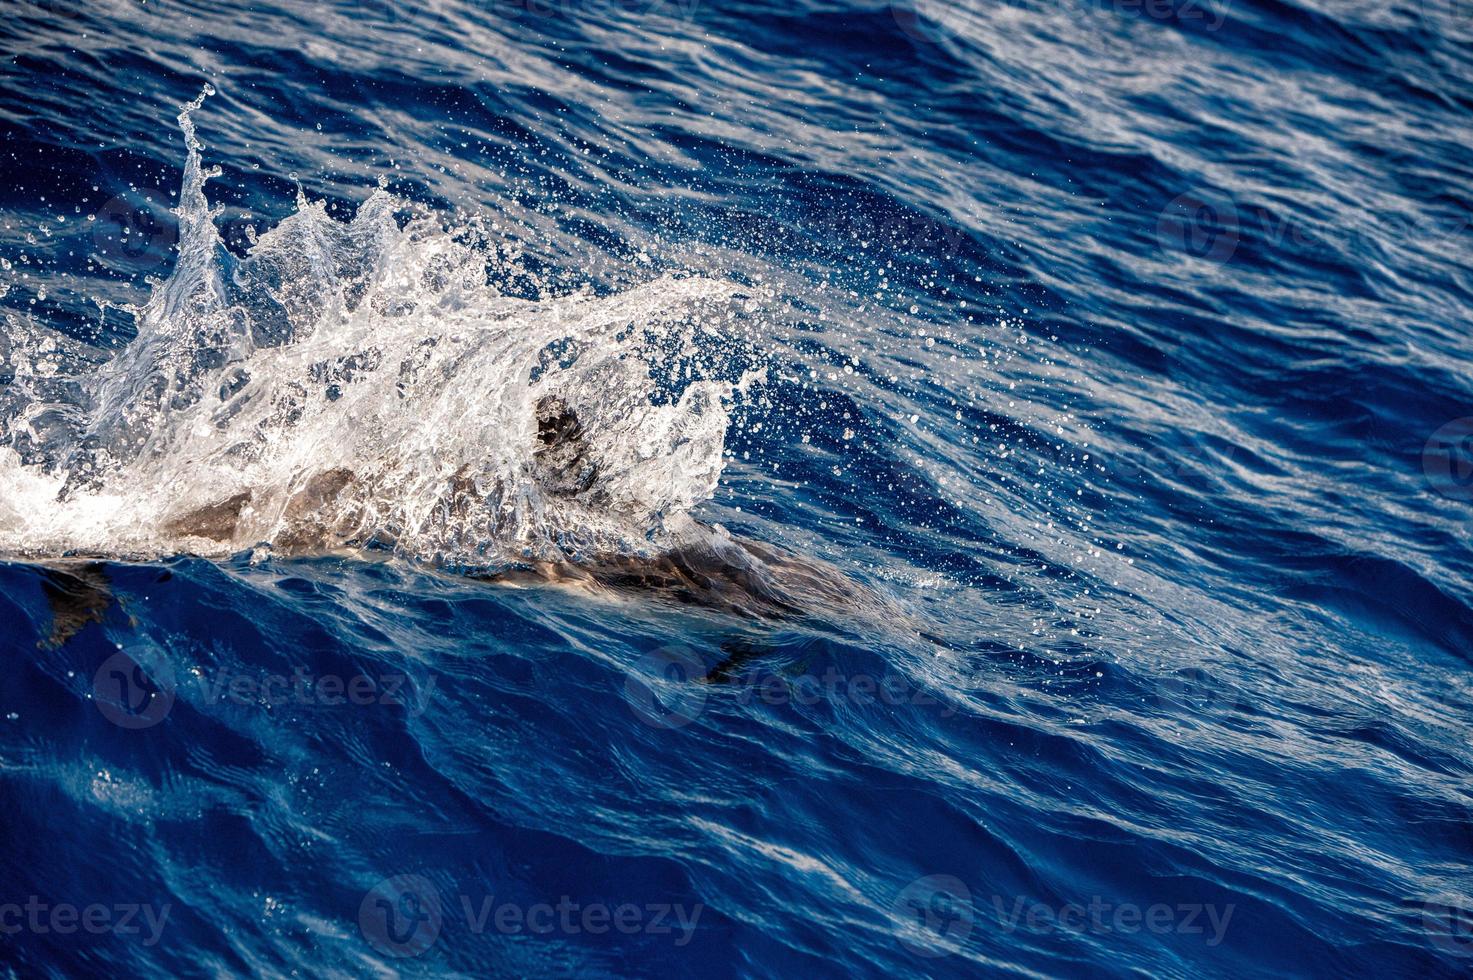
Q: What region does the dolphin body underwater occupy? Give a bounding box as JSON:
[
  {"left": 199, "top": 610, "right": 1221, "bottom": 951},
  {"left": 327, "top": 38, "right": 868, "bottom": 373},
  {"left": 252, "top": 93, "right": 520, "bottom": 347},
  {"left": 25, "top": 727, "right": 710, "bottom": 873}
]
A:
[
  {"left": 33, "top": 395, "right": 887, "bottom": 669},
  {"left": 16, "top": 88, "right": 898, "bottom": 666}
]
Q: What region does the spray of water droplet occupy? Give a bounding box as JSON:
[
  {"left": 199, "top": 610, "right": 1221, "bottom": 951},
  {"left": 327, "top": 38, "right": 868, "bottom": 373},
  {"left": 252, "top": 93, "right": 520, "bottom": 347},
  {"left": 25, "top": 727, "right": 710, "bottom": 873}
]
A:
[{"left": 0, "top": 87, "right": 765, "bottom": 570}]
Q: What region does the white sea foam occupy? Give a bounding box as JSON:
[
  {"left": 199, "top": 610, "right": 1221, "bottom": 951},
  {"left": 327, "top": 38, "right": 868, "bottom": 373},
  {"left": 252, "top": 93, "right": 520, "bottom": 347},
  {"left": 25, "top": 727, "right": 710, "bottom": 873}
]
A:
[{"left": 0, "top": 87, "right": 763, "bottom": 569}]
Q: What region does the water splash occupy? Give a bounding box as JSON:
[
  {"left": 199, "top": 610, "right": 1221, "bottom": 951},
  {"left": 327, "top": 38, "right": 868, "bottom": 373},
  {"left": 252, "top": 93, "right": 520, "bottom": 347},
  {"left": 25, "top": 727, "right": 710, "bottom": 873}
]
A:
[{"left": 0, "top": 87, "right": 763, "bottom": 569}]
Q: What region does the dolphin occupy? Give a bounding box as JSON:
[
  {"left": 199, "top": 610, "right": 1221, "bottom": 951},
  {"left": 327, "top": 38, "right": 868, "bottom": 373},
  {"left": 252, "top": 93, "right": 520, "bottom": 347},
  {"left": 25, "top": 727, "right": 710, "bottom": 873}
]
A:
[{"left": 34, "top": 395, "right": 890, "bottom": 662}]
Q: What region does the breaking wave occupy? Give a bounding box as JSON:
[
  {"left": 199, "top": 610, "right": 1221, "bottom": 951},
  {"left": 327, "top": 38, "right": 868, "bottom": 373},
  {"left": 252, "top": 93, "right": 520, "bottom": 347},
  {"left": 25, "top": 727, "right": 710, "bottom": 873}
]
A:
[{"left": 0, "top": 87, "right": 764, "bottom": 570}]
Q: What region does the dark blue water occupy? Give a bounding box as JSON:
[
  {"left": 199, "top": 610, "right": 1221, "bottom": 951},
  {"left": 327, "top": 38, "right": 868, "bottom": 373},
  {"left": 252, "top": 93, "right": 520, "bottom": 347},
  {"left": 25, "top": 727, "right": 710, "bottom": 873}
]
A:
[{"left": 2, "top": 0, "right": 1472, "bottom": 976}]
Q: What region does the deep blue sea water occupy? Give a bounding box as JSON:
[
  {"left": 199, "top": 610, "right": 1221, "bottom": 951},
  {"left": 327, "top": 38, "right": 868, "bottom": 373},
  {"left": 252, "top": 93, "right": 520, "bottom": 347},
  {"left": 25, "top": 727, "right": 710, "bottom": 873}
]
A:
[{"left": 2, "top": 0, "right": 1472, "bottom": 976}]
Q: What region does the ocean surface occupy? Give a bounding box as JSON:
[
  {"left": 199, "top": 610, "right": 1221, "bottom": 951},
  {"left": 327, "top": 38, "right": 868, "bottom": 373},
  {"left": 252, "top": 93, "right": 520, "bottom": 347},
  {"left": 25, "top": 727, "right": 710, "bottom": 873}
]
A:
[{"left": 1, "top": 0, "right": 1471, "bottom": 976}]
